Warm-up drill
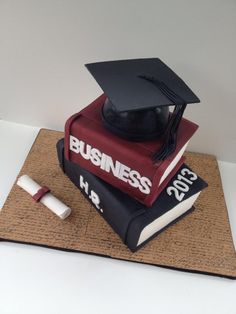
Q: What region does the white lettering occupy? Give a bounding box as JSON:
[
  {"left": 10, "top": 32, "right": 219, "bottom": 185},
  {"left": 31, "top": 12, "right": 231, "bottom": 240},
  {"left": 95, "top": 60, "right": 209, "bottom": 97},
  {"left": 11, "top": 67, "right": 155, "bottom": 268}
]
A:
[
  {"left": 103, "top": 155, "right": 120, "bottom": 178},
  {"left": 80, "top": 175, "right": 89, "bottom": 194},
  {"left": 90, "top": 148, "right": 102, "bottom": 166},
  {"left": 119, "top": 164, "right": 131, "bottom": 183},
  {"left": 79, "top": 175, "right": 103, "bottom": 213},
  {"left": 79, "top": 141, "right": 91, "bottom": 160},
  {"left": 90, "top": 190, "right": 101, "bottom": 209},
  {"left": 70, "top": 135, "right": 152, "bottom": 195},
  {"left": 70, "top": 135, "right": 80, "bottom": 153},
  {"left": 128, "top": 170, "right": 141, "bottom": 188},
  {"left": 139, "top": 176, "right": 152, "bottom": 194}
]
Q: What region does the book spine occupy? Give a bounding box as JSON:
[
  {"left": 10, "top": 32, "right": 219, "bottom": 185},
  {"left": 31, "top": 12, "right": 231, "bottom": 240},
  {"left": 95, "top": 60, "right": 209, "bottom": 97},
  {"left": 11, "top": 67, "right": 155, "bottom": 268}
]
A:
[{"left": 66, "top": 123, "right": 156, "bottom": 205}]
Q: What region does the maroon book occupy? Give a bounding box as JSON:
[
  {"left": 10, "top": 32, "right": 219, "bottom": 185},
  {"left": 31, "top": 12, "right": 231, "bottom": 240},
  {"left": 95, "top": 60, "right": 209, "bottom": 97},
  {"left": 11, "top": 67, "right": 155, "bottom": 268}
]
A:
[{"left": 64, "top": 94, "right": 198, "bottom": 206}]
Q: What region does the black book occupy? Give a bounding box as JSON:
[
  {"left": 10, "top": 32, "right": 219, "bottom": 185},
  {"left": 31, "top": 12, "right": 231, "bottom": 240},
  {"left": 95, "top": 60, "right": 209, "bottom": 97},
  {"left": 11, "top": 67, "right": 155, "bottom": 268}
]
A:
[{"left": 57, "top": 139, "right": 208, "bottom": 252}]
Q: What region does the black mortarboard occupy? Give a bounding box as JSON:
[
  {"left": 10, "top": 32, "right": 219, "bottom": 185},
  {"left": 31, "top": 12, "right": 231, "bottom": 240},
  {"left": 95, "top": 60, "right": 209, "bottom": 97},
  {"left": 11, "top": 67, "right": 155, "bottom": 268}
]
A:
[{"left": 85, "top": 58, "right": 200, "bottom": 161}]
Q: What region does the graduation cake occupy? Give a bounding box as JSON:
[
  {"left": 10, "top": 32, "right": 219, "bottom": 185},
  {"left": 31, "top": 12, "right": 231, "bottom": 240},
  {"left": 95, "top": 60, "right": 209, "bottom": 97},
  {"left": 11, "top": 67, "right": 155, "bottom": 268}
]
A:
[{"left": 58, "top": 58, "right": 208, "bottom": 251}]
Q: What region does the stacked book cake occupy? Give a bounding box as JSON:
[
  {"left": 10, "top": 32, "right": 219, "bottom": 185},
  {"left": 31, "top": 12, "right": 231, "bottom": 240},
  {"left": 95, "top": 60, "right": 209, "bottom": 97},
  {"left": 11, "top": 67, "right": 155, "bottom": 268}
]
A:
[{"left": 57, "top": 58, "right": 207, "bottom": 252}]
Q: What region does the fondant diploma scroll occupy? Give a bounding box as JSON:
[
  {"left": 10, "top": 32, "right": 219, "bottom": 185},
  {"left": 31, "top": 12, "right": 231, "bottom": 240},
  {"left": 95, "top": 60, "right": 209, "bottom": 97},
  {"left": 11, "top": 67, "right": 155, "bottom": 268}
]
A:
[{"left": 17, "top": 175, "right": 71, "bottom": 219}]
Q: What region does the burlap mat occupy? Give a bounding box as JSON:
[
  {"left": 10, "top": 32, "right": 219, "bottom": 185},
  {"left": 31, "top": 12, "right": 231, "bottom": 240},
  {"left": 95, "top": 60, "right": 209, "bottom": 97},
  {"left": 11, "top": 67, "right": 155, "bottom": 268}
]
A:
[{"left": 1, "top": 129, "right": 236, "bottom": 278}]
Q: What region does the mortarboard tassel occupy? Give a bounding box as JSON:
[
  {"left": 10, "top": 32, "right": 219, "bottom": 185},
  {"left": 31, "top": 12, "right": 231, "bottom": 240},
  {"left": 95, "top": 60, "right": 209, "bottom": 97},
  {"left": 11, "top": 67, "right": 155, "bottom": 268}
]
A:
[{"left": 138, "top": 75, "right": 187, "bottom": 162}]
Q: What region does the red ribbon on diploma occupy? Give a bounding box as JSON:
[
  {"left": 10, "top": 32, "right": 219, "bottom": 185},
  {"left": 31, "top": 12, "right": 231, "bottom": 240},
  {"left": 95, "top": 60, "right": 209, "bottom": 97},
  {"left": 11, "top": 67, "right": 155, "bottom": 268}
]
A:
[{"left": 33, "top": 186, "right": 51, "bottom": 202}]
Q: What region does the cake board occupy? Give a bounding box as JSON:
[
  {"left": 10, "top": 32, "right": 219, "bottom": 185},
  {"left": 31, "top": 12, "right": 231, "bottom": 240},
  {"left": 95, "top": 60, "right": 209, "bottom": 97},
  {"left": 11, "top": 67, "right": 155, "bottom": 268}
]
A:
[{"left": 0, "top": 129, "right": 236, "bottom": 279}]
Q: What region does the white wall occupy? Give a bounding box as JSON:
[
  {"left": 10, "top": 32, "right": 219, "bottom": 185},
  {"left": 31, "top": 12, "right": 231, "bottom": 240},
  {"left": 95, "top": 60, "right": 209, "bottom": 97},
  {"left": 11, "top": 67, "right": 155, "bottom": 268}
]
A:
[{"left": 0, "top": 0, "right": 235, "bottom": 162}]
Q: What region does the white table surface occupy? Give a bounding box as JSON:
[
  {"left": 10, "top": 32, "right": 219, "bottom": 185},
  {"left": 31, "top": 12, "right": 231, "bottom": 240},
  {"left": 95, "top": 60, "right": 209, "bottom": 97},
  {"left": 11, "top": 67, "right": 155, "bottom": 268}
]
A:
[{"left": 0, "top": 120, "right": 236, "bottom": 314}]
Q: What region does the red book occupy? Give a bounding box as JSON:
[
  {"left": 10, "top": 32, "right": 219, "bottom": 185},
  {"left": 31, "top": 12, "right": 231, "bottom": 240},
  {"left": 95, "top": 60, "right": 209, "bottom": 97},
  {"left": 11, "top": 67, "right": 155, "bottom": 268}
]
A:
[{"left": 64, "top": 94, "right": 198, "bottom": 206}]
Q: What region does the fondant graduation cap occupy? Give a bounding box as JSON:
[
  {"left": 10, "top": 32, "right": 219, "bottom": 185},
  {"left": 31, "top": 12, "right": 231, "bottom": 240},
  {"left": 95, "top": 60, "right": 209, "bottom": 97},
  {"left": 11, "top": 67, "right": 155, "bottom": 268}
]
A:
[{"left": 85, "top": 58, "right": 200, "bottom": 161}]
